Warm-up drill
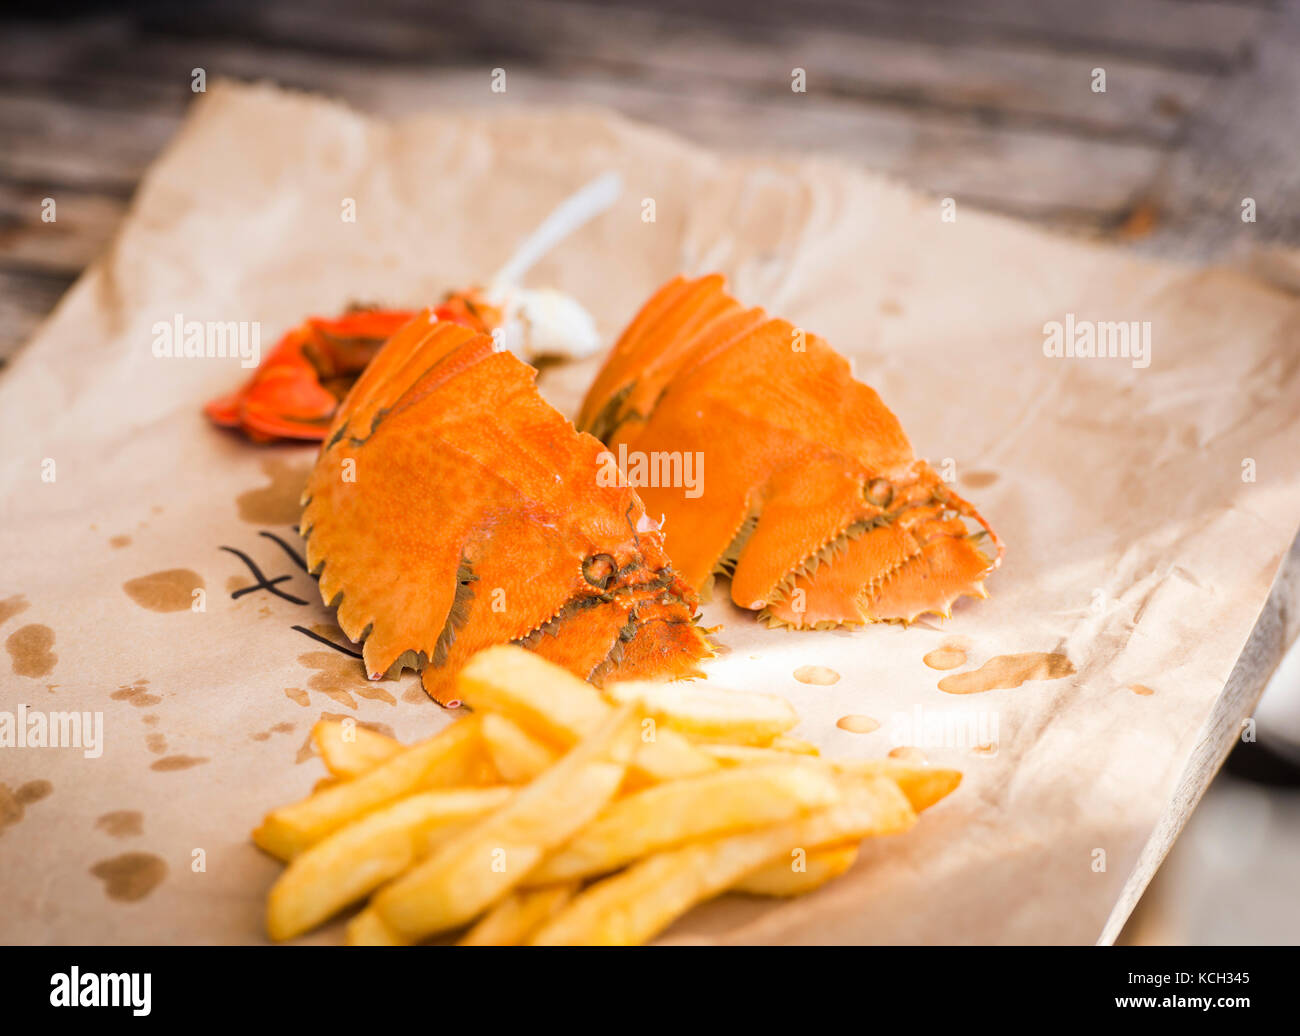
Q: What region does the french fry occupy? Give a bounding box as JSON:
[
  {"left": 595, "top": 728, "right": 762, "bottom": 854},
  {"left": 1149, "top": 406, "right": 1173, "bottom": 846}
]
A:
[
  {"left": 266, "top": 786, "right": 513, "bottom": 940},
  {"left": 255, "top": 643, "right": 962, "bottom": 947},
  {"left": 699, "top": 744, "right": 961, "bottom": 813},
  {"left": 346, "top": 908, "right": 409, "bottom": 946},
  {"left": 532, "top": 776, "right": 915, "bottom": 945},
  {"left": 769, "top": 735, "right": 820, "bottom": 755},
  {"left": 480, "top": 712, "right": 558, "bottom": 783},
  {"left": 312, "top": 719, "right": 403, "bottom": 778},
  {"left": 604, "top": 679, "right": 798, "bottom": 745},
  {"left": 369, "top": 704, "right": 642, "bottom": 942},
  {"left": 253, "top": 716, "right": 486, "bottom": 861},
  {"left": 458, "top": 883, "right": 580, "bottom": 946},
  {"left": 832, "top": 758, "right": 961, "bottom": 814},
  {"left": 526, "top": 763, "right": 841, "bottom": 884},
  {"left": 457, "top": 645, "right": 716, "bottom": 783},
  {"left": 732, "top": 844, "right": 859, "bottom": 897}
]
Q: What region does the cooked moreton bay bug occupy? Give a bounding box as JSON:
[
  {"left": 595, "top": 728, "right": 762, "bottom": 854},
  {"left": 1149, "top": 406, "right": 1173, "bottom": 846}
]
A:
[
  {"left": 299, "top": 313, "right": 713, "bottom": 705},
  {"left": 578, "top": 274, "right": 1005, "bottom": 628},
  {"left": 203, "top": 296, "right": 501, "bottom": 444}
]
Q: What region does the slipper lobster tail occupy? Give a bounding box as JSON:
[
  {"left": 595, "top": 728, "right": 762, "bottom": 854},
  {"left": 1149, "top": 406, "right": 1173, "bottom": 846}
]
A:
[
  {"left": 300, "top": 310, "right": 712, "bottom": 705},
  {"left": 204, "top": 294, "right": 501, "bottom": 444},
  {"left": 577, "top": 274, "right": 1004, "bottom": 629}
]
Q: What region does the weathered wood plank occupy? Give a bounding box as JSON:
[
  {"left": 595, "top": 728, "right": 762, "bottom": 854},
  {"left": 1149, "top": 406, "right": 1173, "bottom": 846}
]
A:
[
  {"left": 1136, "top": 0, "right": 1300, "bottom": 260},
  {"left": 0, "top": 267, "right": 76, "bottom": 365},
  {"left": 0, "top": 182, "right": 127, "bottom": 274},
  {"left": 578, "top": 0, "right": 1270, "bottom": 71},
  {"left": 0, "top": 37, "right": 1172, "bottom": 218},
  {"left": 0, "top": 91, "right": 181, "bottom": 192}
]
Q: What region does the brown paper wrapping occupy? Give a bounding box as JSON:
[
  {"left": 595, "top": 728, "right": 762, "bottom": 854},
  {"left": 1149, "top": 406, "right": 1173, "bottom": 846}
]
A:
[{"left": 1, "top": 82, "right": 1297, "bottom": 945}]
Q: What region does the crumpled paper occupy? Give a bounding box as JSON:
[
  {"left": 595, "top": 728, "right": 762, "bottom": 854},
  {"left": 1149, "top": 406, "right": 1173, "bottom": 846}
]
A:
[{"left": 2, "top": 81, "right": 1297, "bottom": 945}]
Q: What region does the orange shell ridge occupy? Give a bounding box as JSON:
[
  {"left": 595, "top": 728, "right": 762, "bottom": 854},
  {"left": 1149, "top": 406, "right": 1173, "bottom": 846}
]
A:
[
  {"left": 578, "top": 275, "right": 1004, "bottom": 629},
  {"left": 300, "top": 310, "right": 712, "bottom": 704}
]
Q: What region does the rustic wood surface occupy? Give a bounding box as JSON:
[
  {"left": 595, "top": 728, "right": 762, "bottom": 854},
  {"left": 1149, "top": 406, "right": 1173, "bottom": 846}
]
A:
[
  {"left": 2, "top": 0, "right": 1297, "bottom": 944},
  {"left": 4, "top": 0, "right": 1299, "bottom": 362}
]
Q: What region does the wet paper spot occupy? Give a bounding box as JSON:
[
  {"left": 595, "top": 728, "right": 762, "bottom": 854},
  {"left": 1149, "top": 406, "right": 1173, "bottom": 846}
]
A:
[
  {"left": 0, "top": 594, "right": 30, "bottom": 628},
  {"left": 145, "top": 732, "right": 168, "bottom": 755},
  {"left": 112, "top": 680, "right": 161, "bottom": 708},
  {"left": 251, "top": 721, "right": 295, "bottom": 742},
  {"left": 89, "top": 852, "right": 167, "bottom": 902},
  {"left": 297, "top": 650, "right": 396, "bottom": 708},
  {"left": 150, "top": 755, "right": 209, "bottom": 772},
  {"left": 226, "top": 575, "right": 246, "bottom": 594},
  {"left": 402, "top": 683, "right": 431, "bottom": 705},
  {"left": 16, "top": 779, "right": 51, "bottom": 805},
  {"left": 879, "top": 299, "right": 903, "bottom": 316},
  {"left": 0, "top": 786, "right": 21, "bottom": 830},
  {"left": 96, "top": 810, "right": 144, "bottom": 838},
  {"left": 962, "top": 470, "right": 999, "bottom": 489},
  {"left": 237, "top": 458, "right": 311, "bottom": 525},
  {"left": 123, "top": 569, "right": 204, "bottom": 613},
  {"left": 6, "top": 624, "right": 57, "bottom": 678},
  {"left": 284, "top": 687, "right": 310, "bottom": 707},
  {"left": 836, "top": 715, "right": 880, "bottom": 734},
  {"left": 938, "top": 652, "right": 1075, "bottom": 695},
  {"left": 0, "top": 780, "right": 52, "bottom": 834},
  {"left": 923, "top": 647, "right": 968, "bottom": 671},
  {"left": 142, "top": 714, "right": 160, "bottom": 726},
  {"left": 1130, "top": 684, "right": 1155, "bottom": 696},
  {"left": 109, "top": 534, "right": 132, "bottom": 549},
  {"left": 793, "top": 665, "right": 841, "bottom": 686}
]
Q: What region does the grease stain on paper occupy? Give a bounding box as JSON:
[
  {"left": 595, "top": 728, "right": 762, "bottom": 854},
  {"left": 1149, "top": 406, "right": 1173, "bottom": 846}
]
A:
[
  {"left": 888, "top": 746, "right": 927, "bottom": 764},
  {"left": 938, "top": 652, "right": 1075, "bottom": 695},
  {"left": 296, "top": 651, "right": 396, "bottom": 708},
  {"left": 836, "top": 715, "right": 880, "bottom": 734},
  {"left": 923, "top": 639, "right": 970, "bottom": 671},
  {"left": 251, "top": 721, "right": 295, "bottom": 742},
  {"left": 123, "top": 569, "right": 204, "bottom": 613},
  {"left": 150, "top": 755, "right": 209, "bottom": 772},
  {"left": 962, "top": 470, "right": 999, "bottom": 489},
  {"left": 6, "top": 624, "right": 57, "bottom": 678},
  {"left": 0, "top": 595, "right": 30, "bottom": 628},
  {"left": 145, "top": 732, "right": 168, "bottom": 755},
  {"left": 1130, "top": 684, "right": 1155, "bottom": 696},
  {"left": 89, "top": 853, "right": 167, "bottom": 902},
  {"left": 0, "top": 780, "right": 53, "bottom": 834},
  {"left": 111, "top": 680, "right": 161, "bottom": 708},
  {"left": 96, "top": 810, "right": 144, "bottom": 838},
  {"left": 109, "top": 534, "right": 132, "bottom": 549},
  {"left": 794, "top": 664, "right": 840, "bottom": 686},
  {"left": 238, "top": 459, "right": 311, "bottom": 525},
  {"left": 402, "top": 683, "right": 431, "bottom": 705}
]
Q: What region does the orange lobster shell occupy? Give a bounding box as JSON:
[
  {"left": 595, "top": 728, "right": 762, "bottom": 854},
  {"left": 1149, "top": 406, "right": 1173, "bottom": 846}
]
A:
[
  {"left": 301, "top": 311, "right": 712, "bottom": 705},
  {"left": 205, "top": 294, "right": 500, "bottom": 443},
  {"left": 578, "top": 274, "right": 1003, "bottom": 629}
]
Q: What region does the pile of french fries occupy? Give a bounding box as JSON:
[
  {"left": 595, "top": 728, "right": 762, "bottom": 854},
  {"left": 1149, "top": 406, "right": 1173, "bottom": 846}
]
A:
[{"left": 253, "top": 645, "right": 960, "bottom": 945}]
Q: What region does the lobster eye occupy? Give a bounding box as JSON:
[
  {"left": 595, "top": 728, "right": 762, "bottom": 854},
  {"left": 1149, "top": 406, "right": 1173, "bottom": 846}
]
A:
[
  {"left": 582, "top": 553, "right": 616, "bottom": 589},
  {"left": 865, "top": 478, "right": 894, "bottom": 508}
]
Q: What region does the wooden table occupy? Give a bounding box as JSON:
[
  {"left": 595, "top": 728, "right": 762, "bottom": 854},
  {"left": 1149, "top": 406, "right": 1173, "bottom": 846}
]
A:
[
  {"left": 3, "top": 0, "right": 1297, "bottom": 943},
  {"left": 4, "top": 0, "right": 1300, "bottom": 364}
]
